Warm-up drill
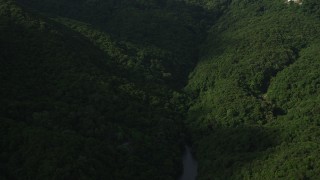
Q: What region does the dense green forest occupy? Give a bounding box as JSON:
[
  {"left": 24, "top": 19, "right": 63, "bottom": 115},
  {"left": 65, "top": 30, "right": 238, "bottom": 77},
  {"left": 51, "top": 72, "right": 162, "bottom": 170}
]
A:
[
  {"left": 1, "top": 0, "right": 320, "bottom": 179},
  {"left": 0, "top": 0, "right": 210, "bottom": 179},
  {"left": 186, "top": 0, "right": 320, "bottom": 179}
]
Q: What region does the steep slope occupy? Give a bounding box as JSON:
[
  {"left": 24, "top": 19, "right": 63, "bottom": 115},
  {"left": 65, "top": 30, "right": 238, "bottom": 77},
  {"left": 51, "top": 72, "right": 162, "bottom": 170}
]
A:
[
  {"left": 16, "top": 0, "right": 216, "bottom": 88},
  {"left": 185, "top": 0, "right": 320, "bottom": 179},
  {"left": 3, "top": 0, "right": 320, "bottom": 179},
  {"left": 0, "top": 0, "right": 207, "bottom": 179}
]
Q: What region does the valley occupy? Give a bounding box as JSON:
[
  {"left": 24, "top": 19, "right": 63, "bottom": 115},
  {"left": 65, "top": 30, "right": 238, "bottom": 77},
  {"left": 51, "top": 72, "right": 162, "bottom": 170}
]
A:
[{"left": 1, "top": 0, "right": 320, "bottom": 179}]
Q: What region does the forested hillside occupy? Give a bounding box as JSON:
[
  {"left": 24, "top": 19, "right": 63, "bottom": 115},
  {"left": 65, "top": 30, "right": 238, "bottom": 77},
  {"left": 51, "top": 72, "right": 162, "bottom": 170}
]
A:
[
  {"left": 185, "top": 0, "right": 320, "bottom": 179},
  {"left": 16, "top": 0, "right": 218, "bottom": 88},
  {"left": 1, "top": 0, "right": 320, "bottom": 179},
  {"left": 0, "top": 0, "right": 212, "bottom": 179}
]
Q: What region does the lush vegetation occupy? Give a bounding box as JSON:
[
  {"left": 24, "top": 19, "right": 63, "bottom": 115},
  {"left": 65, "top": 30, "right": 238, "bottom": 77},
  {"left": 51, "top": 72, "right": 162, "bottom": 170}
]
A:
[
  {"left": 1, "top": 0, "right": 320, "bottom": 179},
  {"left": 186, "top": 0, "right": 320, "bottom": 179},
  {"left": 0, "top": 0, "right": 211, "bottom": 179},
  {"left": 17, "top": 0, "right": 217, "bottom": 88}
]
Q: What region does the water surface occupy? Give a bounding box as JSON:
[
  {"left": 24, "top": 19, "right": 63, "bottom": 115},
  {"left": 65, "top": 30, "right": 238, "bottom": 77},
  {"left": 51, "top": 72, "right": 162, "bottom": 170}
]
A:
[{"left": 179, "top": 146, "right": 197, "bottom": 180}]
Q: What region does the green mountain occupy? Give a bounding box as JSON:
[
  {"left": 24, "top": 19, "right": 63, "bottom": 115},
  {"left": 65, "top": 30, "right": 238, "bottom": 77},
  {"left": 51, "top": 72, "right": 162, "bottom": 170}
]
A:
[
  {"left": 185, "top": 0, "right": 320, "bottom": 179},
  {"left": 0, "top": 0, "right": 208, "bottom": 179},
  {"left": 1, "top": 0, "right": 320, "bottom": 179}
]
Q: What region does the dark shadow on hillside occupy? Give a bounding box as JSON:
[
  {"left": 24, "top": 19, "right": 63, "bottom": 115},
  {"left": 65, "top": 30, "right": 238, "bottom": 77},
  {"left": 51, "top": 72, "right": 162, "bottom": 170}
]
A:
[{"left": 15, "top": 0, "right": 218, "bottom": 89}]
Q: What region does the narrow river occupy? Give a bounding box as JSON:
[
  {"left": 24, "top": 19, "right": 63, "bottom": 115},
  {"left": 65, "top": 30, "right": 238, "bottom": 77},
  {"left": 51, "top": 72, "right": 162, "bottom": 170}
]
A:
[{"left": 179, "top": 146, "right": 198, "bottom": 180}]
